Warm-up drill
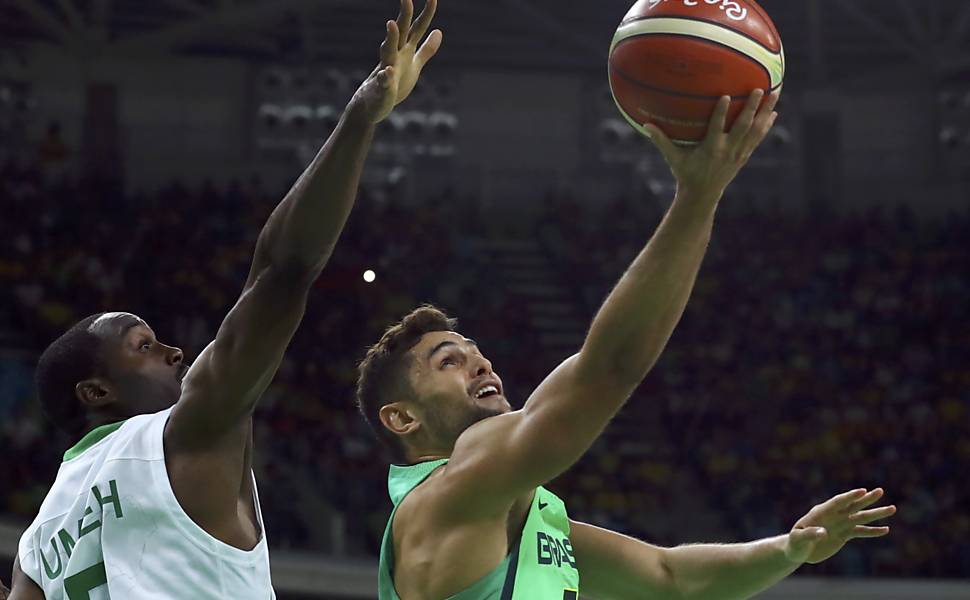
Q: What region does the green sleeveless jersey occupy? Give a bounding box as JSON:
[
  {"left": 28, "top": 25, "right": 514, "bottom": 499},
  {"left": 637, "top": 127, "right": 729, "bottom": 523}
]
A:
[{"left": 378, "top": 459, "right": 580, "bottom": 600}]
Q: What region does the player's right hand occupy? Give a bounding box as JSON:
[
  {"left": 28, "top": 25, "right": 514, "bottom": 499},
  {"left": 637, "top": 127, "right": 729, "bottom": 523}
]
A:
[
  {"left": 347, "top": 0, "right": 443, "bottom": 125},
  {"left": 645, "top": 89, "right": 780, "bottom": 203}
]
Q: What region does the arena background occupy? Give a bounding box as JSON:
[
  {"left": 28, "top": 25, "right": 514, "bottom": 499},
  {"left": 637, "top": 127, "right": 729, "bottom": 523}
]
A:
[{"left": 1, "top": 0, "right": 968, "bottom": 597}]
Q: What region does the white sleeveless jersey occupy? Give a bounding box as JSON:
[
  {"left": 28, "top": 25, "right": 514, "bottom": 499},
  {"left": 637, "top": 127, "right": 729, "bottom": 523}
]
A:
[{"left": 17, "top": 407, "right": 275, "bottom": 599}]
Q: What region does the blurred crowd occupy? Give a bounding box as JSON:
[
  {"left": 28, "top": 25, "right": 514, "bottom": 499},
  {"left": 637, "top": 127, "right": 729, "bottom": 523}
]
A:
[
  {"left": 1, "top": 159, "right": 967, "bottom": 577},
  {"left": 0, "top": 158, "right": 543, "bottom": 556},
  {"left": 537, "top": 189, "right": 970, "bottom": 578}
]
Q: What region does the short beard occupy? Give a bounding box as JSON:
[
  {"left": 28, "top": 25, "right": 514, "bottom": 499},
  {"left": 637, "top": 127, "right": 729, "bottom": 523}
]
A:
[{"left": 427, "top": 402, "right": 504, "bottom": 450}]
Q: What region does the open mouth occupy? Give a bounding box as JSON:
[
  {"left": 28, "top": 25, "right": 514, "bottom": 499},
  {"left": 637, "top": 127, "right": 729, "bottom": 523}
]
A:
[{"left": 473, "top": 384, "right": 501, "bottom": 400}]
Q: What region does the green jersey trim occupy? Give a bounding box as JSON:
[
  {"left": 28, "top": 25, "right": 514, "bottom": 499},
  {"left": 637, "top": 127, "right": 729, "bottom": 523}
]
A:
[
  {"left": 499, "top": 530, "right": 522, "bottom": 600},
  {"left": 62, "top": 420, "right": 126, "bottom": 462},
  {"left": 380, "top": 459, "right": 579, "bottom": 600}
]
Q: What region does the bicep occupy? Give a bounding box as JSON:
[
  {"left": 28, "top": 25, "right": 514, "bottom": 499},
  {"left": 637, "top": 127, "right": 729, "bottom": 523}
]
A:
[
  {"left": 444, "top": 354, "right": 636, "bottom": 516},
  {"left": 515, "top": 351, "right": 637, "bottom": 462},
  {"left": 569, "top": 520, "right": 675, "bottom": 600},
  {"left": 167, "top": 263, "right": 311, "bottom": 447}
]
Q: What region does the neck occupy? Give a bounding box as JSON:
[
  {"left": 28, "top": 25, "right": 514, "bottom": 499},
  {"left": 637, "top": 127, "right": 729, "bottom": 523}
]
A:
[
  {"left": 408, "top": 450, "right": 450, "bottom": 464},
  {"left": 85, "top": 410, "right": 130, "bottom": 434}
]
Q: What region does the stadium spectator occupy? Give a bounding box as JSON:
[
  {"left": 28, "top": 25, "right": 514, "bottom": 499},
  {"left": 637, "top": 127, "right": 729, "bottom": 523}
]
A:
[{"left": 1, "top": 162, "right": 966, "bottom": 576}]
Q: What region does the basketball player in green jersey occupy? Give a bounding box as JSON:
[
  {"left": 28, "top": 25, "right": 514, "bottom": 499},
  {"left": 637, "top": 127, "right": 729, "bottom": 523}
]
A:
[
  {"left": 357, "top": 90, "right": 897, "bottom": 600},
  {"left": 1, "top": 2, "right": 441, "bottom": 598}
]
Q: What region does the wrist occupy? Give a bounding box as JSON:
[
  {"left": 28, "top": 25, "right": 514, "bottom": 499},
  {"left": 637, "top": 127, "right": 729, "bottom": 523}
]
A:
[
  {"left": 671, "top": 185, "right": 722, "bottom": 222},
  {"left": 780, "top": 533, "right": 806, "bottom": 566},
  {"left": 674, "top": 183, "right": 724, "bottom": 206},
  {"left": 342, "top": 100, "right": 380, "bottom": 131}
]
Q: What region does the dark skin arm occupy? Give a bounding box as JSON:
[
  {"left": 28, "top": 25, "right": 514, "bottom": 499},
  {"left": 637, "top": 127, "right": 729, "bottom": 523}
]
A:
[
  {"left": 163, "top": 0, "right": 442, "bottom": 546},
  {"left": 4, "top": 557, "right": 45, "bottom": 600}
]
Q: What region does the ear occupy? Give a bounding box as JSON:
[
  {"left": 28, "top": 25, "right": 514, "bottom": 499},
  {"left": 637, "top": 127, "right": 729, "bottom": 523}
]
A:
[
  {"left": 379, "top": 402, "right": 421, "bottom": 437},
  {"left": 75, "top": 378, "right": 115, "bottom": 409}
]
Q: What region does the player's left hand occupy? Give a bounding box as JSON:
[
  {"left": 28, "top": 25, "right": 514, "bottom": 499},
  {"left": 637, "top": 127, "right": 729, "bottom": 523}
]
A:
[
  {"left": 784, "top": 488, "right": 896, "bottom": 565},
  {"left": 644, "top": 88, "right": 780, "bottom": 202},
  {"left": 348, "top": 0, "right": 443, "bottom": 125}
]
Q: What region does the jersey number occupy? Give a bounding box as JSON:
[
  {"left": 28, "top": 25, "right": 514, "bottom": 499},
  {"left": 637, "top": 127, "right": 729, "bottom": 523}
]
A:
[{"left": 64, "top": 561, "right": 107, "bottom": 600}]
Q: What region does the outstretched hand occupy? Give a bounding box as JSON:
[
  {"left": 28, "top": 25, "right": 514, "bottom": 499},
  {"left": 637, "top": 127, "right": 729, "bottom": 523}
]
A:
[
  {"left": 1, "top": 576, "right": 9, "bottom": 599},
  {"left": 645, "top": 88, "right": 780, "bottom": 201},
  {"left": 785, "top": 488, "right": 896, "bottom": 565},
  {"left": 349, "top": 0, "right": 443, "bottom": 125}
]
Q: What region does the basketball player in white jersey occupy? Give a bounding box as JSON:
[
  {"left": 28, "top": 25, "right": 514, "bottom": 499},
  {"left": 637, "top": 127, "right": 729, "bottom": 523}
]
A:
[{"left": 0, "top": 2, "right": 441, "bottom": 597}]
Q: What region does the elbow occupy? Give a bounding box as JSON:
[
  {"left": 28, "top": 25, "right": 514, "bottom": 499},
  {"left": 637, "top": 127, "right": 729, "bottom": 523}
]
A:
[
  {"left": 581, "top": 347, "right": 657, "bottom": 392},
  {"left": 580, "top": 331, "right": 666, "bottom": 390},
  {"left": 564, "top": 353, "right": 629, "bottom": 405},
  {"left": 254, "top": 258, "right": 320, "bottom": 291},
  {"left": 607, "top": 333, "right": 674, "bottom": 385},
  {"left": 659, "top": 548, "right": 689, "bottom": 600},
  {"left": 613, "top": 353, "right": 660, "bottom": 388},
  {"left": 252, "top": 231, "right": 328, "bottom": 286}
]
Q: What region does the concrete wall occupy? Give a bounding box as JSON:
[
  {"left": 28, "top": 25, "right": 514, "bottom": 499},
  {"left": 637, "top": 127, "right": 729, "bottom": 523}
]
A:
[
  {"left": 454, "top": 69, "right": 584, "bottom": 203},
  {"left": 801, "top": 66, "right": 964, "bottom": 215},
  {"left": 11, "top": 47, "right": 253, "bottom": 189}
]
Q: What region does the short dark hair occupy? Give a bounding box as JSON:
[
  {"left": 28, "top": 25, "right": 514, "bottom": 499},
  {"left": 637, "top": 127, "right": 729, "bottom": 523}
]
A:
[
  {"left": 35, "top": 313, "right": 107, "bottom": 438},
  {"left": 356, "top": 305, "right": 457, "bottom": 463}
]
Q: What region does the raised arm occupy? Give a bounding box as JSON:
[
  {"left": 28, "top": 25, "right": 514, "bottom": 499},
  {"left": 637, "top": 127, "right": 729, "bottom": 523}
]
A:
[
  {"left": 445, "top": 90, "right": 780, "bottom": 512},
  {"left": 572, "top": 488, "right": 894, "bottom": 600},
  {"left": 168, "top": 0, "right": 442, "bottom": 447}
]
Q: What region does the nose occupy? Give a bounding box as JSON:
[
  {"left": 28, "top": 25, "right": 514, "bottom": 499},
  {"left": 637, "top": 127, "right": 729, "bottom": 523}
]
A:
[
  {"left": 472, "top": 355, "right": 492, "bottom": 378},
  {"left": 167, "top": 346, "right": 184, "bottom": 366}
]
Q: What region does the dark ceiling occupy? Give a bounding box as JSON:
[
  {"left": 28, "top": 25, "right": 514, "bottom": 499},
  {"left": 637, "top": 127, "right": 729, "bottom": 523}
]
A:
[{"left": 3, "top": 0, "right": 970, "bottom": 86}]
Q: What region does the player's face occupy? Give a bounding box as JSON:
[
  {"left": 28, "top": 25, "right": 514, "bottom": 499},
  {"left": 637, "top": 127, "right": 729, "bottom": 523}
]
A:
[
  {"left": 408, "top": 331, "right": 511, "bottom": 447},
  {"left": 91, "top": 312, "right": 187, "bottom": 415}
]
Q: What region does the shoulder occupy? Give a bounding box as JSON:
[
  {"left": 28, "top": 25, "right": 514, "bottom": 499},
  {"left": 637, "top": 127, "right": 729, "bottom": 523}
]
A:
[
  {"left": 393, "top": 466, "right": 450, "bottom": 527},
  {"left": 390, "top": 467, "right": 513, "bottom": 577},
  {"left": 112, "top": 408, "right": 174, "bottom": 460},
  {"left": 446, "top": 410, "right": 526, "bottom": 478}
]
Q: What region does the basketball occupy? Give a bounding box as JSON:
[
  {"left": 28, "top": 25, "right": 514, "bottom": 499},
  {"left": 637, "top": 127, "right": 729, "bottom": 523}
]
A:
[{"left": 609, "top": 0, "right": 785, "bottom": 144}]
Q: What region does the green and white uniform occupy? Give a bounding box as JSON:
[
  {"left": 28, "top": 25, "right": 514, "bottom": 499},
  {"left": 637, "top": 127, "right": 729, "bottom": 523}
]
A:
[
  {"left": 17, "top": 407, "right": 275, "bottom": 599},
  {"left": 378, "top": 459, "right": 580, "bottom": 600}
]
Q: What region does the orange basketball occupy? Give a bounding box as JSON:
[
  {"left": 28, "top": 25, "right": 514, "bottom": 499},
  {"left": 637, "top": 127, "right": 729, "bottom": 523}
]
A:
[{"left": 609, "top": 0, "right": 784, "bottom": 144}]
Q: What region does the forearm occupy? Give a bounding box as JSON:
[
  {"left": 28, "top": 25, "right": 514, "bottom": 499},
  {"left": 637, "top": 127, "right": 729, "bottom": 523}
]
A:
[
  {"left": 579, "top": 89, "right": 780, "bottom": 384},
  {"left": 571, "top": 521, "right": 801, "bottom": 600},
  {"left": 252, "top": 108, "right": 376, "bottom": 279},
  {"left": 580, "top": 187, "right": 719, "bottom": 382},
  {"left": 665, "top": 535, "right": 800, "bottom": 600}
]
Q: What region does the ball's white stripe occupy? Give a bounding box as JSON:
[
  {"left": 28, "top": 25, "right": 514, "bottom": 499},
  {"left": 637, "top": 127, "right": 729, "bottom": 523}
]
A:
[{"left": 611, "top": 17, "right": 785, "bottom": 89}]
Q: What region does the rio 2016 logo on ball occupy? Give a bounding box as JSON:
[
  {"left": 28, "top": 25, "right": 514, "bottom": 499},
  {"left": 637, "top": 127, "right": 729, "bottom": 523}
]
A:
[{"left": 609, "top": 0, "right": 785, "bottom": 144}]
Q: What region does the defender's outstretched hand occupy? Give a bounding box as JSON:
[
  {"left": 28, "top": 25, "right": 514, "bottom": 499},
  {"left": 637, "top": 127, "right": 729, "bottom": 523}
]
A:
[
  {"left": 785, "top": 488, "right": 896, "bottom": 565},
  {"left": 645, "top": 89, "right": 780, "bottom": 200},
  {"left": 350, "top": 0, "right": 443, "bottom": 124}
]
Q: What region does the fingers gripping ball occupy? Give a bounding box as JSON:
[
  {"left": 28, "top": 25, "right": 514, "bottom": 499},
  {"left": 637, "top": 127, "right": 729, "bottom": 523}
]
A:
[{"left": 609, "top": 0, "right": 784, "bottom": 144}]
